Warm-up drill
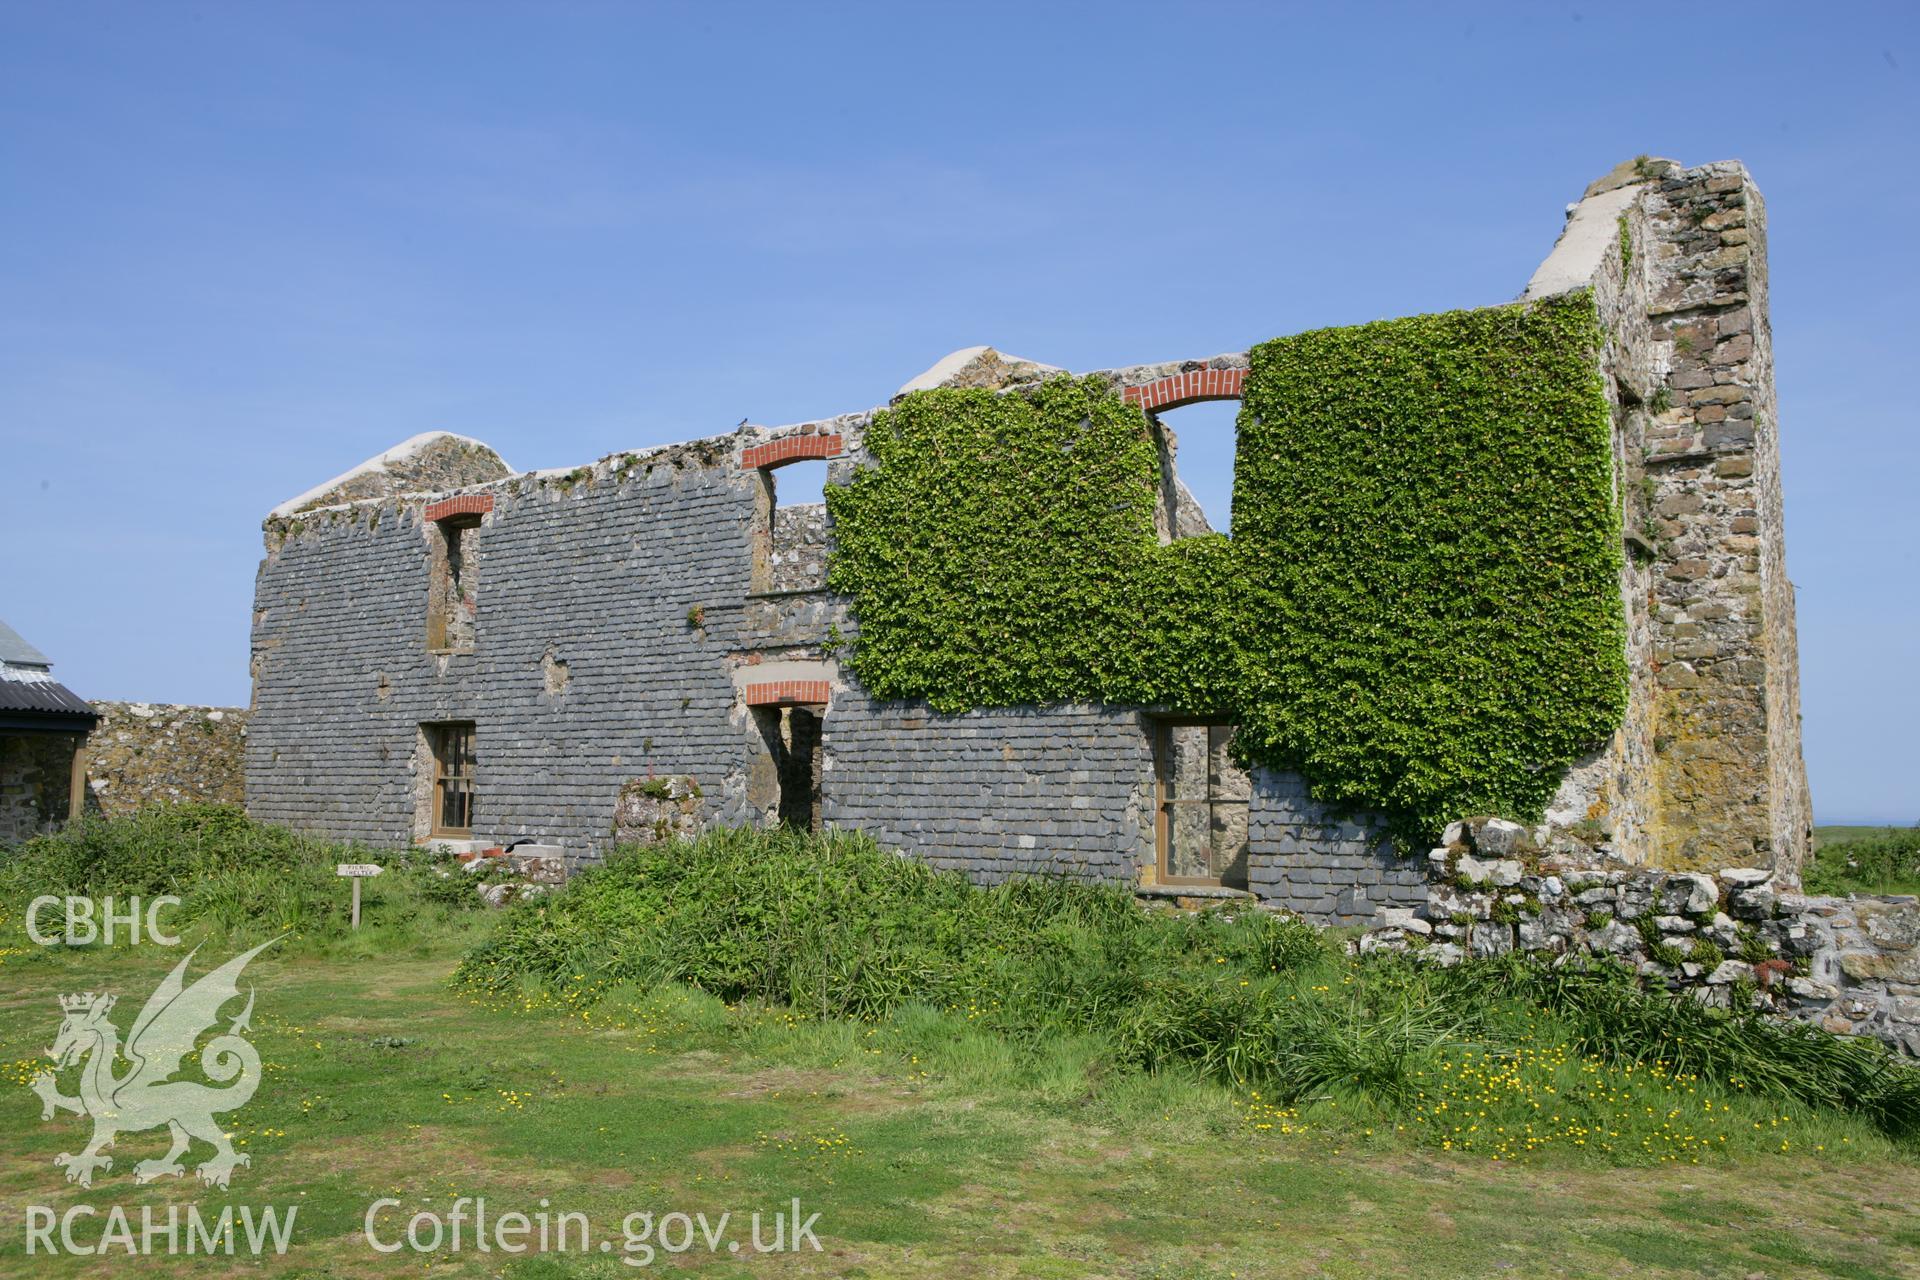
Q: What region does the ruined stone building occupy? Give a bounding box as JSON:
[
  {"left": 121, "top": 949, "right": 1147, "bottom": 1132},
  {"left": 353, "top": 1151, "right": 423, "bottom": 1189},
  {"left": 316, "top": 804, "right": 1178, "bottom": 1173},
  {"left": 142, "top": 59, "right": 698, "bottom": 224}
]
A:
[{"left": 246, "top": 158, "right": 1810, "bottom": 924}]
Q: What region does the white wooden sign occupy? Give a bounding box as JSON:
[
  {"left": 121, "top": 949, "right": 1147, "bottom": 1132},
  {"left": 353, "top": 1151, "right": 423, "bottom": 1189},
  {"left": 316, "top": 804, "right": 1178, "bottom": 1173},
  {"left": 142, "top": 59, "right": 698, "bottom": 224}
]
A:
[{"left": 336, "top": 864, "right": 384, "bottom": 928}]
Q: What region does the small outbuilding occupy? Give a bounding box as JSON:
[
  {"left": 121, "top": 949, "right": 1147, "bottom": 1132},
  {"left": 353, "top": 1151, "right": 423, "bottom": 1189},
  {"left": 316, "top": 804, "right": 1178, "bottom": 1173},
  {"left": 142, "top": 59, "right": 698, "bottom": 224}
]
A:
[{"left": 0, "top": 618, "right": 97, "bottom": 842}]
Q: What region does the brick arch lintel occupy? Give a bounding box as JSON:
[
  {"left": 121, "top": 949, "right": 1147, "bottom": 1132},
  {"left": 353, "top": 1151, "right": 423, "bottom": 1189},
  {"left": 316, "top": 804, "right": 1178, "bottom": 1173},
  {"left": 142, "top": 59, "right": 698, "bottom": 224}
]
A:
[
  {"left": 1121, "top": 367, "right": 1247, "bottom": 414},
  {"left": 741, "top": 433, "right": 844, "bottom": 470}
]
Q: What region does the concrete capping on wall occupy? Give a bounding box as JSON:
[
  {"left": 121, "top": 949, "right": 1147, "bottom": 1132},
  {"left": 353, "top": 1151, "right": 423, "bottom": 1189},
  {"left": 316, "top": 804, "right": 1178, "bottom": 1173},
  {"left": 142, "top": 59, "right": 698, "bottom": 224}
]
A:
[{"left": 1523, "top": 183, "right": 1646, "bottom": 301}]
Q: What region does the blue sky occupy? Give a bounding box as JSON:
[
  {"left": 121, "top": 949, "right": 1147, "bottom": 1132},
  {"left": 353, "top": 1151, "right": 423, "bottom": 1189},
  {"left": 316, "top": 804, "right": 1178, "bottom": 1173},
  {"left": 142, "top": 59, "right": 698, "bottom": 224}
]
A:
[{"left": 1, "top": 2, "right": 1914, "bottom": 823}]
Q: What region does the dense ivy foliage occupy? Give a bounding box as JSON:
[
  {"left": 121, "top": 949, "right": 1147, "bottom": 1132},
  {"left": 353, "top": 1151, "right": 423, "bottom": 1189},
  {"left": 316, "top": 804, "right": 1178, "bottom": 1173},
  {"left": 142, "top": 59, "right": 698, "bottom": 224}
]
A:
[
  {"left": 826, "top": 293, "right": 1626, "bottom": 839},
  {"left": 1231, "top": 294, "right": 1628, "bottom": 834},
  {"left": 825, "top": 375, "right": 1171, "bottom": 712}
]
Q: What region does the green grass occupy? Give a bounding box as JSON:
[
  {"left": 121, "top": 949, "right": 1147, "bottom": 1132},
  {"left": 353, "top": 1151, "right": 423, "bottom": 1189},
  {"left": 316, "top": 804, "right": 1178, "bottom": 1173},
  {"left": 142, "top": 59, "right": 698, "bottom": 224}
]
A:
[
  {"left": 460, "top": 825, "right": 1920, "bottom": 1149},
  {"left": 3, "top": 810, "right": 1918, "bottom": 1275},
  {"left": 0, "top": 802, "right": 495, "bottom": 955},
  {"left": 1808, "top": 825, "right": 1920, "bottom": 897},
  {"left": 1816, "top": 824, "right": 1918, "bottom": 847},
  {"left": 0, "top": 941, "right": 1915, "bottom": 1277}
]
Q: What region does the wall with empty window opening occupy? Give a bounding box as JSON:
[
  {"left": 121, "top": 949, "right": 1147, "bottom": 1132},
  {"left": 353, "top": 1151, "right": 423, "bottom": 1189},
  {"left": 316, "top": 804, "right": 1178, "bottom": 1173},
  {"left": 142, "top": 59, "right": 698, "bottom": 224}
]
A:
[{"left": 426, "top": 515, "right": 481, "bottom": 653}]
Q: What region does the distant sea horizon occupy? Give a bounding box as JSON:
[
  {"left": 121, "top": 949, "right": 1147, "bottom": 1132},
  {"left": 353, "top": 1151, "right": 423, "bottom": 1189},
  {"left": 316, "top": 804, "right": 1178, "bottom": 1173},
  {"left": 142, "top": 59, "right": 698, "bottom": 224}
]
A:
[{"left": 1815, "top": 817, "right": 1917, "bottom": 829}]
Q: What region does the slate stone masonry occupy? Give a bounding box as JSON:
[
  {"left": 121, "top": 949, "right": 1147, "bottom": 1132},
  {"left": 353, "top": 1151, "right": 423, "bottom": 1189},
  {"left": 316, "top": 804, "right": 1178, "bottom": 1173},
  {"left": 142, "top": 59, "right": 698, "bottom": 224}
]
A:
[
  {"left": 246, "top": 156, "right": 1809, "bottom": 925},
  {"left": 1249, "top": 769, "right": 1427, "bottom": 924}
]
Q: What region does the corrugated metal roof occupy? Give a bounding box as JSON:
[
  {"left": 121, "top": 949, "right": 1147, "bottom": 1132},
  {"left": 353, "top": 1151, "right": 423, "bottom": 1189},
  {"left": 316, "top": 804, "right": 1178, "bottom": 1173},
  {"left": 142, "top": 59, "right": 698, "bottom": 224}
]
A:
[
  {"left": 0, "top": 618, "right": 51, "bottom": 667},
  {"left": 0, "top": 674, "right": 96, "bottom": 729}
]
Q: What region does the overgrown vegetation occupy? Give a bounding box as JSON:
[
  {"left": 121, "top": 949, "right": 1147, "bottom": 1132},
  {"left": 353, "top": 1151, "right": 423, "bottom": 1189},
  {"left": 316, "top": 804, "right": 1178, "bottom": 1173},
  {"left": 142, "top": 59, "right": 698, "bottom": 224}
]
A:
[
  {"left": 828, "top": 293, "right": 1626, "bottom": 841},
  {"left": 1218, "top": 294, "right": 1626, "bottom": 836},
  {"left": 461, "top": 828, "right": 1920, "bottom": 1158},
  {"left": 1806, "top": 824, "right": 1920, "bottom": 897},
  {"left": 825, "top": 374, "right": 1173, "bottom": 711},
  {"left": 9, "top": 936, "right": 1917, "bottom": 1278},
  {"left": 0, "top": 804, "right": 485, "bottom": 949}
]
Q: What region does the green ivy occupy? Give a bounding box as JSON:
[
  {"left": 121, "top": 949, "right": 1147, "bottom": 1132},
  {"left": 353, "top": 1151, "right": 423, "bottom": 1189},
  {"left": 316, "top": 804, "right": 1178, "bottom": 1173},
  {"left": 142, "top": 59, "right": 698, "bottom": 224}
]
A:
[
  {"left": 825, "top": 375, "right": 1167, "bottom": 713},
  {"left": 1231, "top": 292, "right": 1628, "bottom": 837},
  {"left": 826, "top": 292, "right": 1627, "bottom": 842}
]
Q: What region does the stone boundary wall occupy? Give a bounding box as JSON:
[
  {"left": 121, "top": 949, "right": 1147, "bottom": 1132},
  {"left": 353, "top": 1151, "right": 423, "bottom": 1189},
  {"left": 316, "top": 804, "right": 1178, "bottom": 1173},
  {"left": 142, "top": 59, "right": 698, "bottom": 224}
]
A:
[
  {"left": 1362, "top": 818, "right": 1919, "bottom": 1056},
  {"left": 83, "top": 702, "right": 249, "bottom": 816}
]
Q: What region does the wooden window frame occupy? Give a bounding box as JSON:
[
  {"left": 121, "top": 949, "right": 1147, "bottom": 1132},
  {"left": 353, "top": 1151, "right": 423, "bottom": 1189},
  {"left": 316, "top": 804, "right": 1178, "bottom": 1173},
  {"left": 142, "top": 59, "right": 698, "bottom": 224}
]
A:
[
  {"left": 1151, "top": 716, "right": 1250, "bottom": 889},
  {"left": 427, "top": 721, "right": 477, "bottom": 838}
]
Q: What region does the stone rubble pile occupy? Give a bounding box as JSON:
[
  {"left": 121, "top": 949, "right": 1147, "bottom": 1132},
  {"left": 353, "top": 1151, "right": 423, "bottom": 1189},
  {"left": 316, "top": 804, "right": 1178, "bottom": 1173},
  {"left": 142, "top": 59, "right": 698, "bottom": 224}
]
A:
[
  {"left": 1360, "top": 817, "right": 1920, "bottom": 1056},
  {"left": 611, "top": 775, "right": 704, "bottom": 846},
  {"left": 442, "top": 844, "right": 567, "bottom": 908}
]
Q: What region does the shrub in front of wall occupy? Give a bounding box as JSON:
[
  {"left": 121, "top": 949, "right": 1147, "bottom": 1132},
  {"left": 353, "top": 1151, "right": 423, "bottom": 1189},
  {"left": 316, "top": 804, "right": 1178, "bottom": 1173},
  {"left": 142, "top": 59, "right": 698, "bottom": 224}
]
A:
[
  {"left": 0, "top": 804, "right": 484, "bottom": 943},
  {"left": 1804, "top": 827, "right": 1920, "bottom": 897}
]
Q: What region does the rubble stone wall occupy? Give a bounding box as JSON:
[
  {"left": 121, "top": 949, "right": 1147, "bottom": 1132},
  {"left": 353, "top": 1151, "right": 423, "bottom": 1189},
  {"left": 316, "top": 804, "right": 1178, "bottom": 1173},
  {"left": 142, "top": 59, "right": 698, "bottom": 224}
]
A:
[
  {"left": 1364, "top": 818, "right": 1918, "bottom": 1056},
  {"left": 84, "top": 702, "right": 249, "bottom": 816},
  {"left": 1522, "top": 159, "right": 1809, "bottom": 880}
]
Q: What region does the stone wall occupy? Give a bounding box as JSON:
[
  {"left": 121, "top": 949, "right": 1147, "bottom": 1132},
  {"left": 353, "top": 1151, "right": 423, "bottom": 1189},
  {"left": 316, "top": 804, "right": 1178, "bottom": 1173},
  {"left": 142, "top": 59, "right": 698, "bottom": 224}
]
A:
[
  {"left": 1363, "top": 818, "right": 1920, "bottom": 1056},
  {"left": 1248, "top": 769, "right": 1426, "bottom": 924},
  {"left": 83, "top": 701, "right": 248, "bottom": 816},
  {"left": 1527, "top": 158, "right": 1810, "bottom": 878},
  {"left": 245, "top": 409, "right": 1381, "bottom": 903},
  {"left": 766, "top": 503, "right": 829, "bottom": 593},
  {"left": 249, "top": 440, "right": 764, "bottom": 851},
  {"left": 0, "top": 733, "right": 83, "bottom": 843},
  {"left": 245, "top": 156, "right": 1808, "bottom": 924},
  {"left": 820, "top": 691, "right": 1153, "bottom": 883}
]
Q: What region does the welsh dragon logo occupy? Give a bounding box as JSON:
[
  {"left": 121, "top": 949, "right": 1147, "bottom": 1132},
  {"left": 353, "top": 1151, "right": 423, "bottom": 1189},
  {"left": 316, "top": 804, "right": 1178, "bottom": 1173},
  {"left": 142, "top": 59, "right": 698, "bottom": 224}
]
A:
[{"left": 27, "top": 940, "right": 276, "bottom": 1189}]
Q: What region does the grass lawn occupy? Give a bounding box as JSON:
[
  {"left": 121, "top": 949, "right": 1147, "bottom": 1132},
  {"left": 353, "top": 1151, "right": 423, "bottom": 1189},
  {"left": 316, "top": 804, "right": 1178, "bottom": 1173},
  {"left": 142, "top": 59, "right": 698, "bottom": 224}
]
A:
[
  {"left": 1, "top": 935, "right": 1915, "bottom": 1278},
  {"left": 1814, "top": 826, "right": 1915, "bottom": 849},
  {"left": 1808, "top": 826, "right": 1920, "bottom": 897}
]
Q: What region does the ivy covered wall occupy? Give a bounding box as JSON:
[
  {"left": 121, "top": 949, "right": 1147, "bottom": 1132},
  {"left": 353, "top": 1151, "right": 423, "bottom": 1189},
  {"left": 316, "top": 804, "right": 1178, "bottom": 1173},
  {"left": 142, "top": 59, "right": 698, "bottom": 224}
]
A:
[
  {"left": 1231, "top": 293, "right": 1627, "bottom": 837},
  {"left": 827, "top": 291, "right": 1627, "bottom": 841}
]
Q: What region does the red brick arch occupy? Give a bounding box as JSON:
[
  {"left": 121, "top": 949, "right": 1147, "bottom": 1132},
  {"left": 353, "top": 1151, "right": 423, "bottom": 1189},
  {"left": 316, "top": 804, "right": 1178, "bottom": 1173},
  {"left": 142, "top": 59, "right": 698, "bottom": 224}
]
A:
[
  {"left": 741, "top": 433, "right": 844, "bottom": 470},
  {"left": 1121, "top": 367, "right": 1247, "bottom": 414},
  {"left": 424, "top": 494, "right": 494, "bottom": 522},
  {"left": 744, "top": 679, "right": 831, "bottom": 707}
]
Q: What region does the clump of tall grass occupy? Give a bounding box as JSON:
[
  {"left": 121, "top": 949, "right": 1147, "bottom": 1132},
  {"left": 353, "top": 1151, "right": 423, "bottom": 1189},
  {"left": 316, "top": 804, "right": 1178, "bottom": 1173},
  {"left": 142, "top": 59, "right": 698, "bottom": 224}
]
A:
[
  {"left": 0, "top": 803, "right": 484, "bottom": 948},
  {"left": 1443, "top": 955, "right": 1920, "bottom": 1142},
  {"left": 459, "top": 826, "right": 1920, "bottom": 1152},
  {"left": 456, "top": 825, "right": 1329, "bottom": 1035}
]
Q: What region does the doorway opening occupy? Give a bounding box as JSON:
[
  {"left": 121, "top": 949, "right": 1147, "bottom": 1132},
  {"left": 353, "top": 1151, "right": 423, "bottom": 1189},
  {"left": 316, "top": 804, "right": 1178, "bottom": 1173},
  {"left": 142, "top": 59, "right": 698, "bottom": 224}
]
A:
[{"left": 754, "top": 704, "right": 823, "bottom": 831}]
